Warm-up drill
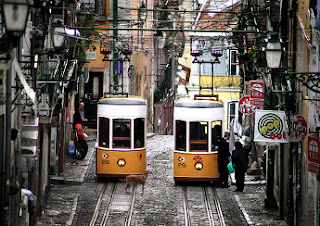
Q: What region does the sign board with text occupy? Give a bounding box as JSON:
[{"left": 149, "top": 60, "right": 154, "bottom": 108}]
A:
[
  {"left": 239, "top": 96, "right": 257, "bottom": 115},
  {"left": 254, "top": 110, "right": 288, "bottom": 143},
  {"left": 250, "top": 80, "right": 264, "bottom": 106},
  {"left": 308, "top": 135, "right": 319, "bottom": 174}
]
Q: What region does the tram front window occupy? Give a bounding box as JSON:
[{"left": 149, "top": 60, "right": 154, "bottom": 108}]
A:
[
  {"left": 113, "top": 119, "right": 131, "bottom": 148},
  {"left": 134, "top": 118, "right": 145, "bottom": 148},
  {"left": 212, "top": 121, "right": 222, "bottom": 150},
  {"left": 175, "top": 120, "right": 186, "bottom": 151},
  {"left": 190, "top": 121, "right": 208, "bottom": 152},
  {"left": 99, "top": 117, "right": 109, "bottom": 147}
]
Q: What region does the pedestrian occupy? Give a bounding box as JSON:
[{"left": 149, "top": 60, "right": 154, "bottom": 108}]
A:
[
  {"left": 232, "top": 141, "right": 249, "bottom": 192},
  {"left": 217, "top": 131, "right": 230, "bottom": 188},
  {"left": 73, "top": 102, "right": 88, "bottom": 127}
]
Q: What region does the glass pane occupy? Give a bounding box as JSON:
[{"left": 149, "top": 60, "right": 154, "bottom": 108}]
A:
[
  {"left": 229, "top": 102, "right": 235, "bottom": 115},
  {"left": 134, "top": 118, "right": 145, "bottom": 148},
  {"left": 175, "top": 120, "right": 186, "bottom": 151},
  {"left": 231, "top": 51, "right": 237, "bottom": 63},
  {"left": 231, "top": 65, "right": 236, "bottom": 75},
  {"left": 99, "top": 117, "right": 109, "bottom": 147},
  {"left": 113, "top": 119, "right": 131, "bottom": 148},
  {"left": 211, "top": 121, "right": 222, "bottom": 150},
  {"left": 190, "top": 121, "right": 208, "bottom": 152}
]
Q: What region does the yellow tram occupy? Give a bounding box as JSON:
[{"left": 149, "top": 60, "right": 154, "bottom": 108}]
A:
[
  {"left": 173, "top": 95, "right": 224, "bottom": 182},
  {"left": 96, "top": 95, "right": 147, "bottom": 178}
]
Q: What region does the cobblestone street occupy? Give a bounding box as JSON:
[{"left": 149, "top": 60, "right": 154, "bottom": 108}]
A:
[{"left": 37, "top": 135, "right": 288, "bottom": 225}]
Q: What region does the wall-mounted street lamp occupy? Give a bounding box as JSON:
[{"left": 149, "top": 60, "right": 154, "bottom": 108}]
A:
[
  {"left": 52, "top": 20, "right": 67, "bottom": 49},
  {"left": 265, "top": 32, "right": 282, "bottom": 69},
  {"left": 1, "top": 0, "right": 29, "bottom": 36},
  {"left": 246, "top": 18, "right": 256, "bottom": 43},
  {"left": 190, "top": 38, "right": 205, "bottom": 62},
  {"left": 138, "top": 1, "right": 147, "bottom": 23},
  {"left": 100, "top": 32, "right": 111, "bottom": 62}
]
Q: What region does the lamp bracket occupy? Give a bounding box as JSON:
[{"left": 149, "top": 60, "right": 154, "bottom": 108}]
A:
[{"left": 285, "top": 72, "right": 320, "bottom": 93}]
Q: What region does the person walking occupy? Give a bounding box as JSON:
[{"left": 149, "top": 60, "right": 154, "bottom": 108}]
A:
[
  {"left": 217, "top": 131, "right": 231, "bottom": 188},
  {"left": 232, "top": 141, "right": 249, "bottom": 192}
]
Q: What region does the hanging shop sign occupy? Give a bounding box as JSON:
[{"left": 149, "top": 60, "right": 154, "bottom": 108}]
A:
[
  {"left": 238, "top": 96, "right": 257, "bottom": 115},
  {"left": 308, "top": 135, "right": 319, "bottom": 174},
  {"left": 254, "top": 110, "right": 288, "bottom": 143},
  {"left": 292, "top": 115, "right": 308, "bottom": 141},
  {"left": 250, "top": 80, "right": 264, "bottom": 106}
]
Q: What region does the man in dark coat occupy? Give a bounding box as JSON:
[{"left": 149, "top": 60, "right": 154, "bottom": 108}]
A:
[
  {"left": 217, "top": 131, "right": 230, "bottom": 188},
  {"left": 232, "top": 141, "right": 249, "bottom": 192}
]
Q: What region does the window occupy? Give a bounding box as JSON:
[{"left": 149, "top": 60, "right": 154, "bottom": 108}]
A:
[
  {"left": 134, "top": 118, "right": 145, "bottom": 148},
  {"left": 211, "top": 121, "right": 222, "bottom": 150},
  {"left": 99, "top": 117, "right": 109, "bottom": 147},
  {"left": 228, "top": 101, "right": 238, "bottom": 129},
  {"left": 230, "top": 50, "right": 238, "bottom": 76},
  {"left": 190, "top": 121, "right": 208, "bottom": 152},
  {"left": 113, "top": 119, "right": 131, "bottom": 148},
  {"left": 175, "top": 120, "right": 186, "bottom": 151}
]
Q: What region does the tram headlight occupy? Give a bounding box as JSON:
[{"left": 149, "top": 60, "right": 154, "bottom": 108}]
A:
[
  {"left": 117, "top": 159, "right": 126, "bottom": 167},
  {"left": 194, "top": 162, "right": 203, "bottom": 170}
]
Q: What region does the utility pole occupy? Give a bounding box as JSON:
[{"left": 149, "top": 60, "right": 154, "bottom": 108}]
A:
[{"left": 113, "top": 0, "right": 118, "bottom": 92}]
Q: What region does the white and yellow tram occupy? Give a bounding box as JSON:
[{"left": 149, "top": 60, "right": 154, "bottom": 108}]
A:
[
  {"left": 173, "top": 95, "right": 224, "bottom": 182},
  {"left": 96, "top": 95, "right": 147, "bottom": 178}
]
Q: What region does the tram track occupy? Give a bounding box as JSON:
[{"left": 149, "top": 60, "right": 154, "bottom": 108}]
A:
[
  {"left": 182, "top": 186, "right": 226, "bottom": 226},
  {"left": 89, "top": 182, "right": 137, "bottom": 226},
  {"left": 211, "top": 187, "right": 226, "bottom": 226}
]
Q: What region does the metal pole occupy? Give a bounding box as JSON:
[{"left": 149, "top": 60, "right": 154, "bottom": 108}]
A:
[
  {"left": 113, "top": 0, "right": 118, "bottom": 92},
  {"left": 5, "top": 66, "right": 12, "bottom": 226}
]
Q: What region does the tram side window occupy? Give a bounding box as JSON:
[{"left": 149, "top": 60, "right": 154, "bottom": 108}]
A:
[
  {"left": 113, "top": 119, "right": 131, "bottom": 148},
  {"left": 134, "top": 118, "right": 145, "bottom": 148},
  {"left": 211, "top": 121, "right": 222, "bottom": 150},
  {"left": 175, "top": 120, "right": 186, "bottom": 151},
  {"left": 99, "top": 117, "right": 109, "bottom": 147},
  {"left": 190, "top": 121, "right": 208, "bottom": 152}
]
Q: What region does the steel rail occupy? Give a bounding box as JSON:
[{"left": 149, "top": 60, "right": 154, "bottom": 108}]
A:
[
  {"left": 212, "top": 187, "right": 226, "bottom": 226},
  {"left": 203, "top": 186, "right": 215, "bottom": 226},
  {"left": 124, "top": 184, "right": 137, "bottom": 226},
  {"left": 89, "top": 183, "right": 108, "bottom": 226},
  {"left": 182, "top": 186, "right": 192, "bottom": 226},
  {"left": 100, "top": 182, "right": 117, "bottom": 226}
]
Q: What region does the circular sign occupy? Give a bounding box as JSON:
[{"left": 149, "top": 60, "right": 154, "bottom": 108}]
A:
[
  {"left": 258, "top": 113, "right": 283, "bottom": 139},
  {"left": 293, "top": 115, "right": 307, "bottom": 141},
  {"left": 238, "top": 96, "right": 257, "bottom": 115}
]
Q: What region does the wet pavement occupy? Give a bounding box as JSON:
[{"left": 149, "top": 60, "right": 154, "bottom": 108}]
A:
[{"left": 37, "top": 134, "right": 288, "bottom": 226}]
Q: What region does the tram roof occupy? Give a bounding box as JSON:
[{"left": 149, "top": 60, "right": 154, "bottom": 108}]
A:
[
  {"left": 175, "top": 98, "right": 223, "bottom": 108},
  {"left": 98, "top": 95, "right": 147, "bottom": 105}
]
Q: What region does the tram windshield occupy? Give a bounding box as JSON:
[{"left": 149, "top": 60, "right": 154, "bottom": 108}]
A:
[
  {"left": 212, "top": 121, "right": 222, "bottom": 150},
  {"left": 175, "top": 120, "right": 186, "bottom": 151},
  {"left": 113, "top": 119, "right": 131, "bottom": 148},
  {"left": 98, "top": 117, "right": 109, "bottom": 147},
  {"left": 190, "top": 121, "right": 208, "bottom": 152},
  {"left": 134, "top": 118, "right": 145, "bottom": 148}
]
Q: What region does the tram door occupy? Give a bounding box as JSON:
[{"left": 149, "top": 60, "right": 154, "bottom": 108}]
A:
[{"left": 82, "top": 72, "right": 103, "bottom": 129}]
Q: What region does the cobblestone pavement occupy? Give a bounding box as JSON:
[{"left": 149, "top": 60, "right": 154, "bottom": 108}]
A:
[{"left": 37, "top": 135, "right": 288, "bottom": 226}]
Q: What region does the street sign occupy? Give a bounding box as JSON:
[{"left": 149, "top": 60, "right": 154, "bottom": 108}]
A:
[
  {"left": 308, "top": 135, "right": 319, "bottom": 174},
  {"left": 239, "top": 96, "right": 257, "bottom": 115},
  {"left": 292, "top": 115, "right": 308, "bottom": 141},
  {"left": 250, "top": 80, "right": 264, "bottom": 106}
]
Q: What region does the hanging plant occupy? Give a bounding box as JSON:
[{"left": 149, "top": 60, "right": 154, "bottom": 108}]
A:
[{"left": 247, "top": 46, "right": 265, "bottom": 61}]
